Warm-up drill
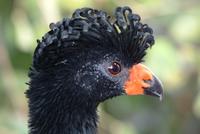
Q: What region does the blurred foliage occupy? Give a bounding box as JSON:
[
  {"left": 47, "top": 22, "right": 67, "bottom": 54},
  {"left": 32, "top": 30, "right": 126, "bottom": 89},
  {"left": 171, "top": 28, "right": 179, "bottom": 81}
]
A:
[{"left": 0, "top": 0, "right": 200, "bottom": 134}]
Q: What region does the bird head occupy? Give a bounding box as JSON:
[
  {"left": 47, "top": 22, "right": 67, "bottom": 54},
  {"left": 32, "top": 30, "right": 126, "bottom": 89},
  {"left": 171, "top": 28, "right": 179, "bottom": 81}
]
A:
[{"left": 28, "top": 7, "right": 163, "bottom": 107}]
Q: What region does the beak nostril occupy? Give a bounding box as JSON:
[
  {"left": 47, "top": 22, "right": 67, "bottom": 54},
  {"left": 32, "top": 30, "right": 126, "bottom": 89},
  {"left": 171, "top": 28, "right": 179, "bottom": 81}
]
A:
[{"left": 143, "top": 79, "right": 151, "bottom": 84}]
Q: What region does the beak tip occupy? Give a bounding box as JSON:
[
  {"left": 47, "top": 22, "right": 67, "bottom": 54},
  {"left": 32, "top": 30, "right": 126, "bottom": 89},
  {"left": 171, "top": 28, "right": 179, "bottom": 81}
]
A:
[
  {"left": 155, "top": 91, "right": 163, "bottom": 101},
  {"left": 144, "top": 75, "right": 163, "bottom": 101},
  {"left": 159, "top": 95, "right": 163, "bottom": 101}
]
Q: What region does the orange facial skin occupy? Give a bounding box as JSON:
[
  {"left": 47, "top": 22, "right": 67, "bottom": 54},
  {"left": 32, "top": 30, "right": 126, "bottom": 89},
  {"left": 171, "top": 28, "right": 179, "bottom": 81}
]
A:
[{"left": 124, "top": 64, "right": 153, "bottom": 95}]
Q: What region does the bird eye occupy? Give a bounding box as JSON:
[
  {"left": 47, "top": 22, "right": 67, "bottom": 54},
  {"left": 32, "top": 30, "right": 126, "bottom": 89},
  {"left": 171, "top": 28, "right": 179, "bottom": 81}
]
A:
[{"left": 108, "top": 62, "right": 121, "bottom": 75}]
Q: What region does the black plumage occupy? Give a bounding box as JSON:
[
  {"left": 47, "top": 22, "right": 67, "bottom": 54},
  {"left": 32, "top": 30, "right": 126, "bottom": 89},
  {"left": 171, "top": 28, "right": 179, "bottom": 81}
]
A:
[{"left": 26, "top": 6, "right": 156, "bottom": 134}]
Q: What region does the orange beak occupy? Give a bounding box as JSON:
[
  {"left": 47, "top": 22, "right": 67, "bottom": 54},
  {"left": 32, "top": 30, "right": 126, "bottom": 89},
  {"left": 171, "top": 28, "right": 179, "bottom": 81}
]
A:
[{"left": 124, "top": 64, "right": 163, "bottom": 100}]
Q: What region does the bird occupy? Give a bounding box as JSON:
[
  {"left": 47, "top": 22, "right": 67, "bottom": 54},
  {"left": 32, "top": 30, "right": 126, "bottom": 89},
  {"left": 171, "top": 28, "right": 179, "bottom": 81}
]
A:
[{"left": 26, "top": 6, "right": 163, "bottom": 134}]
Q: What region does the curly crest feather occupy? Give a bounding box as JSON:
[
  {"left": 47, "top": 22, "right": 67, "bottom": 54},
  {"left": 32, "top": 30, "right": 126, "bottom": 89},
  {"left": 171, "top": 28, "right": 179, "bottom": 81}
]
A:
[{"left": 33, "top": 6, "right": 154, "bottom": 70}]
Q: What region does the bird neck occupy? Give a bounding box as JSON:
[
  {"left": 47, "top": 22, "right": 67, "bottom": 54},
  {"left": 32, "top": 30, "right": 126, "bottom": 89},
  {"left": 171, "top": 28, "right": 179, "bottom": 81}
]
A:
[
  {"left": 27, "top": 69, "right": 100, "bottom": 134},
  {"left": 28, "top": 99, "right": 99, "bottom": 134}
]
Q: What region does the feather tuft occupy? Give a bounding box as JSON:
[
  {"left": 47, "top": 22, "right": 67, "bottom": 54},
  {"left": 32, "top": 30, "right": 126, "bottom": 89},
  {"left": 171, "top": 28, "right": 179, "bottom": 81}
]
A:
[{"left": 33, "top": 6, "right": 154, "bottom": 70}]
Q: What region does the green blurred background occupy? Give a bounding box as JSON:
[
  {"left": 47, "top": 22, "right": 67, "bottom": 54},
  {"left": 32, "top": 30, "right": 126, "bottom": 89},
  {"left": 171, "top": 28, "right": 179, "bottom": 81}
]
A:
[{"left": 0, "top": 0, "right": 200, "bottom": 134}]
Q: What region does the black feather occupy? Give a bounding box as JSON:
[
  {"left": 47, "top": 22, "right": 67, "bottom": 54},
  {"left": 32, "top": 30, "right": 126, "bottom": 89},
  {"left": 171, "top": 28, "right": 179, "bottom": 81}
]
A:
[{"left": 33, "top": 6, "right": 154, "bottom": 70}]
